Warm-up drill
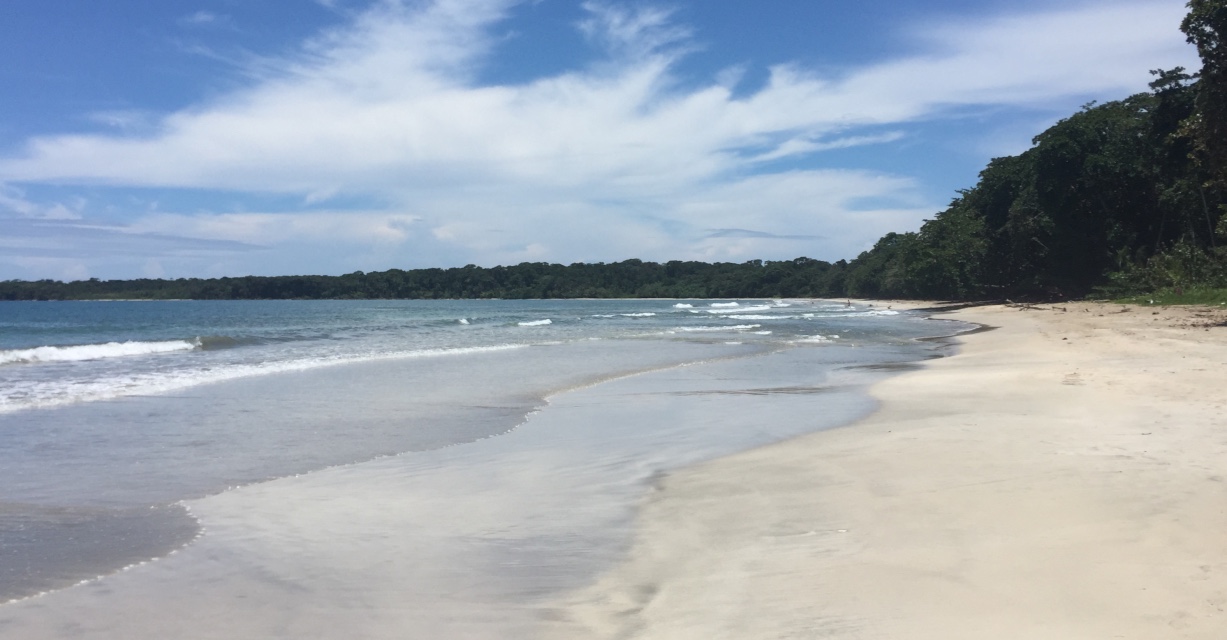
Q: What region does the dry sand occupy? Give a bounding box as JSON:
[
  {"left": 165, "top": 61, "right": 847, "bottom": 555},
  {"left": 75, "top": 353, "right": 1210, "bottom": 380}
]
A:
[{"left": 544, "top": 302, "right": 1227, "bottom": 639}]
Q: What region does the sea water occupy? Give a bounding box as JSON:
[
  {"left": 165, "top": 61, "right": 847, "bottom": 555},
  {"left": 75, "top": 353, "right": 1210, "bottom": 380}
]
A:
[{"left": 0, "top": 299, "right": 964, "bottom": 638}]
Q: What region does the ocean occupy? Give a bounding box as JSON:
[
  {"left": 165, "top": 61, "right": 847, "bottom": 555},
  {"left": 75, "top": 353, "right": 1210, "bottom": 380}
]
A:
[{"left": 0, "top": 298, "right": 965, "bottom": 638}]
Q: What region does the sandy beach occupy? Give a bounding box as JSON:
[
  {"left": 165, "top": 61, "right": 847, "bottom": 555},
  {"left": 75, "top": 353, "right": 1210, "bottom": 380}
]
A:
[{"left": 545, "top": 302, "right": 1227, "bottom": 639}]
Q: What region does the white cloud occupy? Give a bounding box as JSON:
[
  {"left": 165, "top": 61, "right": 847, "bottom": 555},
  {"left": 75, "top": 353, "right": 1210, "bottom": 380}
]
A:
[
  {"left": 844, "top": 2, "right": 1192, "bottom": 112},
  {"left": 178, "top": 10, "right": 232, "bottom": 28},
  {"left": 577, "top": 1, "right": 693, "bottom": 60},
  {"left": 180, "top": 10, "right": 219, "bottom": 25},
  {"left": 87, "top": 109, "right": 158, "bottom": 132},
  {"left": 0, "top": 184, "right": 84, "bottom": 220},
  {"left": 0, "top": 0, "right": 1199, "bottom": 277},
  {"left": 128, "top": 210, "right": 423, "bottom": 246},
  {"left": 0, "top": 216, "right": 264, "bottom": 281},
  {"left": 4, "top": 256, "right": 92, "bottom": 282},
  {"left": 748, "top": 132, "right": 907, "bottom": 163}
]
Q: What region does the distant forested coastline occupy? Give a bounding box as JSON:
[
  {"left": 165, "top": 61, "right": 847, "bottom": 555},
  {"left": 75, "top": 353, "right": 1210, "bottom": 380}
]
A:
[
  {"left": 6, "top": 2, "right": 1226, "bottom": 303},
  {"left": 0, "top": 259, "right": 854, "bottom": 300}
]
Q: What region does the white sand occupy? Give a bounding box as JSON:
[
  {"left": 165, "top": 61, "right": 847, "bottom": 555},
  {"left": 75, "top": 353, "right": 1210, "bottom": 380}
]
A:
[{"left": 545, "top": 302, "right": 1227, "bottom": 639}]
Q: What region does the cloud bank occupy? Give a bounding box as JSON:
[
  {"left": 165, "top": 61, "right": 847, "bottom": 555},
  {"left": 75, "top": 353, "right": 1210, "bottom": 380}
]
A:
[{"left": 0, "top": 0, "right": 1197, "bottom": 279}]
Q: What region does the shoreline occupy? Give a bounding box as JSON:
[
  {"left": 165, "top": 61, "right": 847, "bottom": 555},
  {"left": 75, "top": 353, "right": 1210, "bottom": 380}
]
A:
[
  {"left": 543, "top": 302, "right": 1227, "bottom": 638},
  {"left": 0, "top": 314, "right": 937, "bottom": 639}
]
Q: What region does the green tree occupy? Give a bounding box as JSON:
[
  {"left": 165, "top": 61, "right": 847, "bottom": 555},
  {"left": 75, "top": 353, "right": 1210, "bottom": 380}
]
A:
[{"left": 1182, "top": 0, "right": 1227, "bottom": 188}]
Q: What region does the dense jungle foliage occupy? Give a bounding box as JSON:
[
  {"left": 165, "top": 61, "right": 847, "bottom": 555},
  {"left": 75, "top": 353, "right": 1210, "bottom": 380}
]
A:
[
  {"left": 0, "top": 259, "right": 852, "bottom": 300},
  {"left": 840, "top": 71, "right": 1226, "bottom": 300},
  {"left": 4, "top": 1, "right": 1226, "bottom": 302},
  {"left": 841, "top": 0, "right": 1227, "bottom": 300}
]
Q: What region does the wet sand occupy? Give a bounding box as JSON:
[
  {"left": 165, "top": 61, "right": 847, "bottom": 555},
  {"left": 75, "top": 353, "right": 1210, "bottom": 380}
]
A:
[
  {"left": 0, "top": 338, "right": 932, "bottom": 639},
  {"left": 545, "top": 302, "right": 1227, "bottom": 639}
]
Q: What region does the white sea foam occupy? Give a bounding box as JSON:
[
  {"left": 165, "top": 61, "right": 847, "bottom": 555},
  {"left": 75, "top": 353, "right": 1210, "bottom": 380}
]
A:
[
  {"left": 842, "top": 309, "right": 900, "bottom": 318},
  {"left": 0, "top": 344, "right": 528, "bottom": 414},
  {"left": 620, "top": 313, "right": 656, "bottom": 317},
  {"left": 707, "top": 305, "right": 773, "bottom": 315},
  {"left": 458, "top": 318, "right": 470, "bottom": 325},
  {"left": 673, "top": 303, "right": 693, "bottom": 308},
  {"left": 709, "top": 302, "right": 740, "bottom": 308},
  {"left": 823, "top": 308, "right": 899, "bottom": 316},
  {"left": 518, "top": 319, "right": 553, "bottom": 327},
  {"left": 801, "top": 309, "right": 902, "bottom": 319},
  {"left": 727, "top": 314, "right": 797, "bottom": 320},
  {"left": 0, "top": 340, "right": 199, "bottom": 366},
  {"left": 671, "top": 324, "right": 761, "bottom": 332}
]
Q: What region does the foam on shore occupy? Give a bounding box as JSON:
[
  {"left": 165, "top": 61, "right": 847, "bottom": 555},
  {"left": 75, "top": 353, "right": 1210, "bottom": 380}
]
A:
[
  {"left": 0, "top": 343, "right": 530, "bottom": 413},
  {"left": 0, "top": 335, "right": 942, "bottom": 639}
]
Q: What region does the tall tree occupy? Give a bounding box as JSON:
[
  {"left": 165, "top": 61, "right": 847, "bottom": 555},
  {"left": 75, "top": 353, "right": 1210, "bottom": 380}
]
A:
[{"left": 1182, "top": 0, "right": 1227, "bottom": 188}]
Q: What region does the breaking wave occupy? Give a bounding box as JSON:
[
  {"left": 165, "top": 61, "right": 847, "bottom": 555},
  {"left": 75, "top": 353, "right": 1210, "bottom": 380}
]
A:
[
  {"left": 671, "top": 324, "right": 762, "bottom": 333},
  {"left": 0, "top": 343, "right": 528, "bottom": 413},
  {"left": 0, "top": 340, "right": 199, "bottom": 366}
]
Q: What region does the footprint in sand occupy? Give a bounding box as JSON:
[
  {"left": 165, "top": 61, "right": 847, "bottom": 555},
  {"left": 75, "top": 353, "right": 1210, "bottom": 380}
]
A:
[{"left": 1062, "top": 373, "right": 1084, "bottom": 386}]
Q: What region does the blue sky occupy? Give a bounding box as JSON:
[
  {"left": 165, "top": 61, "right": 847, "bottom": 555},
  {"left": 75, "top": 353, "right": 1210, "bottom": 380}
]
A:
[{"left": 0, "top": 0, "right": 1198, "bottom": 280}]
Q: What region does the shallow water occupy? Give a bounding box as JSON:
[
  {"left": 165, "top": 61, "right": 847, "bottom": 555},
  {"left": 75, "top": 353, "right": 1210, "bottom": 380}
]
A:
[{"left": 0, "top": 299, "right": 964, "bottom": 637}]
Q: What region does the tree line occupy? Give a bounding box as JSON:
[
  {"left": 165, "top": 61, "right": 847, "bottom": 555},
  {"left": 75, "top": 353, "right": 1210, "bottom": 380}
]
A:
[
  {"left": 0, "top": 259, "right": 854, "bottom": 300},
  {"left": 835, "top": 0, "right": 1227, "bottom": 300},
  {"left": 4, "top": 1, "right": 1226, "bottom": 302}
]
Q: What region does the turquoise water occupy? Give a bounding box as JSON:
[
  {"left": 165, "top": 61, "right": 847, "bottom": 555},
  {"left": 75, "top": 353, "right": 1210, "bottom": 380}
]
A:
[
  {"left": 0, "top": 298, "right": 961, "bottom": 629},
  {"left": 0, "top": 298, "right": 930, "bottom": 414}
]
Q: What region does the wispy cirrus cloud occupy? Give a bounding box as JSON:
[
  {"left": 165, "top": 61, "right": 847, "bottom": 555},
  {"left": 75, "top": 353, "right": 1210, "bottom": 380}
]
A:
[
  {"left": 577, "top": 1, "right": 693, "bottom": 60},
  {"left": 0, "top": 184, "right": 84, "bottom": 221},
  {"left": 177, "top": 10, "right": 233, "bottom": 29},
  {"left": 0, "top": 0, "right": 1197, "bottom": 279}
]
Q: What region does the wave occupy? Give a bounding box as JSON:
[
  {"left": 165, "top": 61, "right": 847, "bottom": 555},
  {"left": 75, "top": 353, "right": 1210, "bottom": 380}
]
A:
[
  {"left": 620, "top": 313, "right": 656, "bottom": 317},
  {"left": 794, "top": 335, "right": 837, "bottom": 343},
  {"left": 802, "top": 309, "right": 902, "bottom": 319},
  {"left": 727, "top": 314, "right": 797, "bottom": 321},
  {"left": 0, "top": 343, "right": 529, "bottom": 414},
  {"left": 194, "top": 335, "right": 258, "bottom": 350},
  {"left": 671, "top": 324, "right": 761, "bottom": 333},
  {"left": 706, "top": 305, "right": 774, "bottom": 315},
  {"left": 673, "top": 303, "right": 694, "bottom": 308},
  {"left": 709, "top": 302, "right": 740, "bottom": 308},
  {"left": 0, "top": 340, "right": 199, "bottom": 366},
  {"left": 518, "top": 319, "right": 553, "bottom": 327}
]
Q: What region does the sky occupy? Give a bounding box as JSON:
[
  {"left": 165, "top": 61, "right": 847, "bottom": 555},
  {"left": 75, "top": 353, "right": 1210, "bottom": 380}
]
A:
[{"left": 0, "top": 0, "right": 1200, "bottom": 281}]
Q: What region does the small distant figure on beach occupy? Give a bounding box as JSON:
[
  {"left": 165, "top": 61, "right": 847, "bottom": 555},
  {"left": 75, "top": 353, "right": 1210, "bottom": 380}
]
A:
[{"left": 846, "top": 299, "right": 852, "bottom": 308}]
